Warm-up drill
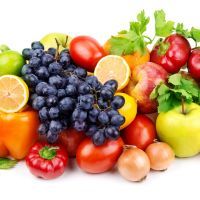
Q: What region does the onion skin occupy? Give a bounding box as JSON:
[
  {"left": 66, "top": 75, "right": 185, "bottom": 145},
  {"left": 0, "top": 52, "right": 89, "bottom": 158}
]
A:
[
  {"left": 145, "top": 142, "right": 175, "bottom": 171},
  {"left": 117, "top": 147, "right": 150, "bottom": 182}
]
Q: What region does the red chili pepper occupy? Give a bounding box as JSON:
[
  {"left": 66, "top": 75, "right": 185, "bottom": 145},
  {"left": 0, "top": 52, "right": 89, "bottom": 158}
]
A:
[
  {"left": 150, "top": 34, "right": 191, "bottom": 74},
  {"left": 26, "top": 142, "right": 68, "bottom": 180}
]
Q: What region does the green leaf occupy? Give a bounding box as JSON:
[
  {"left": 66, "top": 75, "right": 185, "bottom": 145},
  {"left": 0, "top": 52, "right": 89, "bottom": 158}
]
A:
[
  {"left": 150, "top": 86, "right": 159, "bottom": 100},
  {"left": 130, "top": 21, "right": 141, "bottom": 35},
  {"left": 175, "top": 23, "right": 191, "bottom": 38},
  {"left": 157, "top": 93, "right": 173, "bottom": 112},
  {"left": 154, "top": 10, "right": 175, "bottom": 37},
  {"left": 0, "top": 158, "right": 17, "bottom": 169},
  {"left": 153, "top": 73, "right": 200, "bottom": 113},
  {"left": 157, "top": 93, "right": 181, "bottom": 113},
  {"left": 122, "top": 30, "right": 138, "bottom": 41},
  {"left": 180, "top": 78, "right": 199, "bottom": 97},
  {"left": 118, "top": 30, "right": 128, "bottom": 34},
  {"left": 109, "top": 10, "right": 151, "bottom": 56},
  {"left": 137, "top": 10, "right": 150, "bottom": 33},
  {"left": 109, "top": 37, "right": 134, "bottom": 55},
  {"left": 133, "top": 37, "right": 146, "bottom": 55},
  {"left": 157, "top": 84, "right": 170, "bottom": 95},
  {"left": 168, "top": 73, "right": 182, "bottom": 85},
  {"left": 170, "top": 88, "right": 192, "bottom": 100},
  {"left": 190, "top": 27, "right": 200, "bottom": 42}
]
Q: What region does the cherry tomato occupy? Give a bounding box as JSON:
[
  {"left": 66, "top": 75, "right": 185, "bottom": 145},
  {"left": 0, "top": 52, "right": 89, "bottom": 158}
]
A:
[
  {"left": 69, "top": 36, "right": 105, "bottom": 72},
  {"left": 118, "top": 146, "right": 150, "bottom": 182},
  {"left": 145, "top": 142, "right": 175, "bottom": 171},
  {"left": 188, "top": 48, "right": 200, "bottom": 80},
  {"left": 122, "top": 115, "right": 156, "bottom": 150},
  {"left": 150, "top": 34, "right": 191, "bottom": 73},
  {"left": 58, "top": 128, "right": 85, "bottom": 157},
  {"left": 76, "top": 137, "right": 124, "bottom": 173}
]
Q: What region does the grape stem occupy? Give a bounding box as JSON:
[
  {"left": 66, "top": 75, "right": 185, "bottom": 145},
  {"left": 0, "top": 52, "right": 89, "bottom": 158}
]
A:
[
  {"left": 64, "top": 35, "right": 69, "bottom": 47},
  {"left": 55, "top": 38, "right": 60, "bottom": 60}
]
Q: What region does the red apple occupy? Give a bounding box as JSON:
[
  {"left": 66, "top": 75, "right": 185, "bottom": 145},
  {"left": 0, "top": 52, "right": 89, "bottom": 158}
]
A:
[
  {"left": 188, "top": 48, "right": 200, "bottom": 80},
  {"left": 122, "top": 114, "right": 156, "bottom": 150},
  {"left": 124, "top": 62, "right": 168, "bottom": 113},
  {"left": 58, "top": 128, "right": 86, "bottom": 157}
]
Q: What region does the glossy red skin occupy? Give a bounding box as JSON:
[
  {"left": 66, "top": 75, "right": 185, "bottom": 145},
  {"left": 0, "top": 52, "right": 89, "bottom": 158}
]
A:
[
  {"left": 122, "top": 115, "right": 156, "bottom": 150},
  {"left": 76, "top": 137, "right": 124, "bottom": 174},
  {"left": 58, "top": 128, "right": 86, "bottom": 158},
  {"left": 130, "top": 62, "right": 168, "bottom": 114},
  {"left": 188, "top": 48, "right": 200, "bottom": 79},
  {"left": 26, "top": 142, "right": 68, "bottom": 180},
  {"left": 69, "top": 36, "right": 105, "bottom": 72},
  {"left": 150, "top": 34, "right": 191, "bottom": 73}
]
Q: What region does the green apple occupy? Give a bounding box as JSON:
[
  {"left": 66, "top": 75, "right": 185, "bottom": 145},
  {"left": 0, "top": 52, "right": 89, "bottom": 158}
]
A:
[
  {"left": 40, "top": 33, "right": 72, "bottom": 52},
  {"left": 0, "top": 45, "right": 25, "bottom": 76},
  {"left": 156, "top": 103, "right": 200, "bottom": 158}
]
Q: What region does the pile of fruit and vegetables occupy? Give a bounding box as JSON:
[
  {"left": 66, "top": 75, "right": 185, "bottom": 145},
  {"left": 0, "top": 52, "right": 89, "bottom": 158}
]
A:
[{"left": 1, "top": 10, "right": 200, "bottom": 182}]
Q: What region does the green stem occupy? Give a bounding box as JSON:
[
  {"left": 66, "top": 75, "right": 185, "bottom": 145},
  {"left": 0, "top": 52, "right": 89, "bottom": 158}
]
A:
[
  {"left": 144, "top": 35, "right": 153, "bottom": 43},
  {"left": 39, "top": 146, "right": 59, "bottom": 160},
  {"left": 0, "top": 45, "right": 10, "bottom": 53},
  {"left": 158, "top": 41, "right": 170, "bottom": 56}
]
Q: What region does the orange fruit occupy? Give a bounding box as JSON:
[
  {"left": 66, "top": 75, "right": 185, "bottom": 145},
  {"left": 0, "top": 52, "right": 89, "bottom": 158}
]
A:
[
  {"left": 103, "top": 39, "right": 150, "bottom": 70},
  {"left": 94, "top": 55, "right": 131, "bottom": 91},
  {"left": 116, "top": 93, "right": 137, "bottom": 130},
  {"left": 123, "top": 51, "right": 150, "bottom": 70},
  {"left": 0, "top": 75, "right": 29, "bottom": 113},
  {"left": 103, "top": 39, "right": 111, "bottom": 55}
]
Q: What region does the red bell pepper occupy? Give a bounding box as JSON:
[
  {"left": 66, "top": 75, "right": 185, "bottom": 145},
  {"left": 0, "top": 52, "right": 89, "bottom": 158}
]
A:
[
  {"left": 150, "top": 34, "right": 191, "bottom": 74},
  {"left": 26, "top": 142, "right": 68, "bottom": 180}
]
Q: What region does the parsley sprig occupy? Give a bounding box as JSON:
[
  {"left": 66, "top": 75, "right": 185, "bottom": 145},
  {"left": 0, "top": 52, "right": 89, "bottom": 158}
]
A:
[
  {"left": 109, "top": 10, "right": 151, "bottom": 55},
  {"left": 108, "top": 9, "right": 200, "bottom": 57},
  {"left": 154, "top": 10, "right": 200, "bottom": 46},
  {"left": 150, "top": 73, "right": 200, "bottom": 113}
]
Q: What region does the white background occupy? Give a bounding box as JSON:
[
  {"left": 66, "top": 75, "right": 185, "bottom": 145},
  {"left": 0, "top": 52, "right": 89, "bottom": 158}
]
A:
[{"left": 0, "top": 0, "right": 200, "bottom": 199}]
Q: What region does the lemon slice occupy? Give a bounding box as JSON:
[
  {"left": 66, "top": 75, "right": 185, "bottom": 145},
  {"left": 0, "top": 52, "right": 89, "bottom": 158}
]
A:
[
  {"left": 0, "top": 75, "right": 29, "bottom": 113},
  {"left": 94, "top": 55, "right": 131, "bottom": 91}
]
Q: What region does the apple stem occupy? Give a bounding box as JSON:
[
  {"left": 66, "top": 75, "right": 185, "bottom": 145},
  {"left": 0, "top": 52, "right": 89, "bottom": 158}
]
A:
[
  {"left": 55, "top": 38, "right": 60, "bottom": 60},
  {"left": 181, "top": 97, "right": 185, "bottom": 114}
]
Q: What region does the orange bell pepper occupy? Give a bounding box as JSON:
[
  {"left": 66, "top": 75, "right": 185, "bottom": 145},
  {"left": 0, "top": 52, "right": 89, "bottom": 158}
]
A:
[{"left": 0, "top": 108, "right": 39, "bottom": 160}]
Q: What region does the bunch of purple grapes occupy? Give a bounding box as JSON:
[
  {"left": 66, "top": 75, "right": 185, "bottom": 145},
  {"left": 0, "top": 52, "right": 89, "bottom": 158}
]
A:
[{"left": 21, "top": 41, "right": 125, "bottom": 146}]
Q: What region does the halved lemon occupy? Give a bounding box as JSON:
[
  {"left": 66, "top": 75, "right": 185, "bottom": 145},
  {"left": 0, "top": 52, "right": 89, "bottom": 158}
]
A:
[
  {"left": 94, "top": 55, "right": 131, "bottom": 91},
  {"left": 0, "top": 75, "right": 29, "bottom": 113}
]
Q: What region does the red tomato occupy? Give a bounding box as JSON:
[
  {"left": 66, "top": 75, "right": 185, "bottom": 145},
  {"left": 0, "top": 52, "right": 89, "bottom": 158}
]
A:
[
  {"left": 188, "top": 48, "right": 200, "bottom": 80},
  {"left": 76, "top": 137, "right": 124, "bottom": 173},
  {"left": 69, "top": 36, "right": 105, "bottom": 72},
  {"left": 150, "top": 34, "right": 191, "bottom": 73},
  {"left": 122, "top": 115, "right": 156, "bottom": 150},
  {"left": 58, "top": 128, "right": 86, "bottom": 157}
]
